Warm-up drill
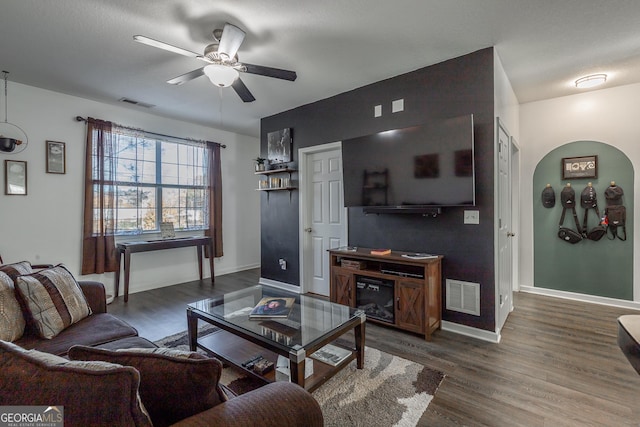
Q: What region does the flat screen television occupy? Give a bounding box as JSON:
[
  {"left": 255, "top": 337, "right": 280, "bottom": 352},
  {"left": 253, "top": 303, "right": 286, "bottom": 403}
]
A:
[{"left": 342, "top": 114, "right": 475, "bottom": 212}]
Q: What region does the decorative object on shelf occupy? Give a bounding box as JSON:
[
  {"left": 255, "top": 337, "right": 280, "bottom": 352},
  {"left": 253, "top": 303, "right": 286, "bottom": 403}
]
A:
[
  {"left": 46, "top": 141, "right": 66, "bottom": 174},
  {"left": 562, "top": 155, "right": 597, "bottom": 179},
  {"left": 370, "top": 248, "right": 391, "bottom": 255},
  {"left": 254, "top": 157, "right": 267, "bottom": 172},
  {"left": 4, "top": 159, "right": 27, "bottom": 195},
  {"left": 160, "top": 222, "right": 176, "bottom": 239},
  {"left": 267, "top": 128, "right": 292, "bottom": 164},
  {"left": 0, "top": 71, "right": 28, "bottom": 154}
]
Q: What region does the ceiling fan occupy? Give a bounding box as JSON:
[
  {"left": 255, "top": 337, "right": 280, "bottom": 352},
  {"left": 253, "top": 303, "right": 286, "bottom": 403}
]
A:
[{"left": 133, "top": 23, "right": 297, "bottom": 102}]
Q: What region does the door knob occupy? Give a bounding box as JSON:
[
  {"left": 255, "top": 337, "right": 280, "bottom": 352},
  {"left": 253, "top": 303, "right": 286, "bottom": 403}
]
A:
[
  {"left": 507, "top": 232, "right": 516, "bottom": 237},
  {"left": 304, "top": 227, "right": 313, "bottom": 233}
]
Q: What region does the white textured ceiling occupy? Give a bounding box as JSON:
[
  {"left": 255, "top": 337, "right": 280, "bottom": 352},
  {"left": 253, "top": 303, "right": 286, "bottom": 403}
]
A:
[{"left": 2, "top": 0, "right": 640, "bottom": 137}]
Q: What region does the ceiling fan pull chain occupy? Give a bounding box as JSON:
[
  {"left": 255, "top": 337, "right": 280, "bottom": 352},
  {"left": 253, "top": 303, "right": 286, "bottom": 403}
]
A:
[{"left": 3, "top": 71, "right": 8, "bottom": 123}]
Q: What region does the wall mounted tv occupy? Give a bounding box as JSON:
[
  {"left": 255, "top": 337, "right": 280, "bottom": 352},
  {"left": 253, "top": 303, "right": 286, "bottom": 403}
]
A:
[{"left": 342, "top": 114, "right": 475, "bottom": 213}]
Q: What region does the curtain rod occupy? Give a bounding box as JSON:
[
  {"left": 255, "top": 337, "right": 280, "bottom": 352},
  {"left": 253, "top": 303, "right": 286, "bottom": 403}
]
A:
[{"left": 75, "top": 116, "right": 226, "bottom": 149}]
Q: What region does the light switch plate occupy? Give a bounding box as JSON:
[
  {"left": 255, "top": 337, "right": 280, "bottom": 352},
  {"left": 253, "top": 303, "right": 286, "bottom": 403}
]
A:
[
  {"left": 374, "top": 104, "right": 382, "bottom": 117},
  {"left": 464, "top": 210, "right": 479, "bottom": 224}
]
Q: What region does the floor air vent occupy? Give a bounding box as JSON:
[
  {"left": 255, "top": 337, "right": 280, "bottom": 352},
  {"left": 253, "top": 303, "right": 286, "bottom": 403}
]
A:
[{"left": 446, "top": 279, "right": 480, "bottom": 316}]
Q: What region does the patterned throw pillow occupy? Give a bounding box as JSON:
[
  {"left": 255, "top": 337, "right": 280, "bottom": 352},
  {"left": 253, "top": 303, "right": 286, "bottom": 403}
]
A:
[
  {"left": 15, "top": 264, "right": 92, "bottom": 339},
  {"left": 0, "top": 261, "right": 32, "bottom": 283},
  {"left": 0, "top": 272, "right": 26, "bottom": 341},
  {"left": 0, "top": 340, "right": 152, "bottom": 427},
  {"left": 68, "top": 345, "right": 225, "bottom": 427}
]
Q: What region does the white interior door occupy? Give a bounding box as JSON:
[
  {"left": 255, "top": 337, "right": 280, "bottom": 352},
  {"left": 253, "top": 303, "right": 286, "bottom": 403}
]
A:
[
  {"left": 299, "top": 143, "right": 346, "bottom": 296},
  {"left": 497, "top": 119, "right": 514, "bottom": 331}
]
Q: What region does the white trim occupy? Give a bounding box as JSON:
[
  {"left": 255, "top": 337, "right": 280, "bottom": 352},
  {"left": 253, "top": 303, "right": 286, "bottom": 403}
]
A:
[
  {"left": 258, "top": 277, "right": 302, "bottom": 294},
  {"left": 519, "top": 286, "right": 640, "bottom": 311},
  {"left": 441, "top": 320, "right": 501, "bottom": 343},
  {"left": 297, "top": 141, "right": 346, "bottom": 294}
]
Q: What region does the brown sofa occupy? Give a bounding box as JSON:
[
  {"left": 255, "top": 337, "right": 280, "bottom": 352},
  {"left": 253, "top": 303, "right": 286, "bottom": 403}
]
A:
[
  {"left": 14, "top": 280, "right": 156, "bottom": 355},
  {"left": 0, "top": 263, "right": 324, "bottom": 426},
  {"left": 618, "top": 315, "right": 640, "bottom": 374}
]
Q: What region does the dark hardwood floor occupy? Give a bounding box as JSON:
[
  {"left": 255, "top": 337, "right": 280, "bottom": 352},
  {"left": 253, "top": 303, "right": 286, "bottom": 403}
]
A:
[{"left": 108, "top": 268, "right": 640, "bottom": 426}]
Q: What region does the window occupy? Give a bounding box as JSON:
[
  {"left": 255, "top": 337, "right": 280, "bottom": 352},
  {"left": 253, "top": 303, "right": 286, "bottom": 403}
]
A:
[{"left": 92, "top": 128, "right": 208, "bottom": 235}]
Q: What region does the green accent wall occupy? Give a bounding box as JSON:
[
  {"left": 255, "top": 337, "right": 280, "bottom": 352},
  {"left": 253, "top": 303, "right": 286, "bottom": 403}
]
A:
[{"left": 533, "top": 141, "right": 633, "bottom": 300}]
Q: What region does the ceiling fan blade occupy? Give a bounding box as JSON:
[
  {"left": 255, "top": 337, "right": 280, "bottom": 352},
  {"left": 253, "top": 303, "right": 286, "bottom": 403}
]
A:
[
  {"left": 133, "top": 35, "right": 201, "bottom": 58},
  {"left": 241, "top": 63, "right": 297, "bottom": 81},
  {"left": 167, "top": 67, "right": 206, "bottom": 85},
  {"left": 218, "top": 23, "right": 246, "bottom": 61},
  {"left": 232, "top": 78, "right": 256, "bottom": 102}
]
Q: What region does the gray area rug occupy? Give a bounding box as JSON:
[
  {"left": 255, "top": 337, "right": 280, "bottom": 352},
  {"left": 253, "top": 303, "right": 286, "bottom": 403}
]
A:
[{"left": 155, "top": 326, "right": 445, "bottom": 427}]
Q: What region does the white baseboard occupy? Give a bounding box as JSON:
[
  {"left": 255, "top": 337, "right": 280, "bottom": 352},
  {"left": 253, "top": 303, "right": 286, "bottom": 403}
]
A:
[
  {"left": 441, "top": 320, "right": 501, "bottom": 343},
  {"left": 214, "top": 262, "right": 260, "bottom": 277},
  {"left": 258, "top": 277, "right": 302, "bottom": 294},
  {"left": 519, "top": 286, "right": 640, "bottom": 311}
]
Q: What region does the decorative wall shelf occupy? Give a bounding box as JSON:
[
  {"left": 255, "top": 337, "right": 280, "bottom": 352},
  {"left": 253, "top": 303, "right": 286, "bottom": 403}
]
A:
[{"left": 255, "top": 168, "right": 297, "bottom": 201}]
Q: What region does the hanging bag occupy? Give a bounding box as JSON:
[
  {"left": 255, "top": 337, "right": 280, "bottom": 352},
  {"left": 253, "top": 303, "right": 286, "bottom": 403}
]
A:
[
  {"left": 580, "top": 184, "right": 606, "bottom": 241},
  {"left": 558, "top": 185, "right": 582, "bottom": 244},
  {"left": 604, "top": 183, "right": 627, "bottom": 241}
]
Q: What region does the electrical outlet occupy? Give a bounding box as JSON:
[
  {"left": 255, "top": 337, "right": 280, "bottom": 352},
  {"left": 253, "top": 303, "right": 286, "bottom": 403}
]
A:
[
  {"left": 464, "top": 210, "right": 480, "bottom": 224},
  {"left": 279, "top": 258, "right": 287, "bottom": 270}
]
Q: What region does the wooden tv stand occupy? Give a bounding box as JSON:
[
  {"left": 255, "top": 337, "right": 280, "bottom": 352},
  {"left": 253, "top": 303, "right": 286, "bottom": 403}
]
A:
[{"left": 328, "top": 247, "right": 442, "bottom": 340}]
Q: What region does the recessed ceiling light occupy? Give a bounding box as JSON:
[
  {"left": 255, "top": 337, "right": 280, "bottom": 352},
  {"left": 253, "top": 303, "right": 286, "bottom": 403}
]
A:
[{"left": 575, "top": 74, "right": 607, "bottom": 89}]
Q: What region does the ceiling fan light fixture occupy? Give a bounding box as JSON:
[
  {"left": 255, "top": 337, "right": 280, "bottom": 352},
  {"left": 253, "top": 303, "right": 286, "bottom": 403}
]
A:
[
  {"left": 575, "top": 73, "right": 607, "bottom": 89},
  {"left": 204, "top": 64, "right": 239, "bottom": 87}
]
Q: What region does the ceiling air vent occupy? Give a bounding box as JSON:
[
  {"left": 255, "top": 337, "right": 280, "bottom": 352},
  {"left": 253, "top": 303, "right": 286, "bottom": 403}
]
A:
[{"left": 118, "top": 98, "right": 155, "bottom": 108}]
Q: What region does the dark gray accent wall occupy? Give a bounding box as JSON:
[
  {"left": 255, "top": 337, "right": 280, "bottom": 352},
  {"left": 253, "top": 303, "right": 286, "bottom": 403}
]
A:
[{"left": 260, "top": 48, "right": 496, "bottom": 331}]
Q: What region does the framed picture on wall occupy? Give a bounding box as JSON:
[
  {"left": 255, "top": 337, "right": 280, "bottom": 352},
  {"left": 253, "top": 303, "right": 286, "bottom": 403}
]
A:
[
  {"left": 267, "top": 128, "right": 292, "bottom": 164},
  {"left": 561, "top": 155, "right": 597, "bottom": 179},
  {"left": 46, "top": 140, "right": 66, "bottom": 174},
  {"left": 5, "top": 160, "right": 27, "bottom": 195}
]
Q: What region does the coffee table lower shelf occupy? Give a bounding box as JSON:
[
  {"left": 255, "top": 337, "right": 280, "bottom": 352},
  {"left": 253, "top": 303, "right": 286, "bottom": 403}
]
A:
[{"left": 197, "top": 329, "right": 356, "bottom": 392}]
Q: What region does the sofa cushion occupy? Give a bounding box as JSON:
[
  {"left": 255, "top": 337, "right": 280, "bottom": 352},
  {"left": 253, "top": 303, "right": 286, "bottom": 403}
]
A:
[
  {"left": 14, "top": 312, "right": 139, "bottom": 356},
  {"left": 0, "top": 260, "right": 32, "bottom": 282},
  {"left": 0, "top": 340, "right": 153, "bottom": 427},
  {"left": 15, "top": 264, "right": 91, "bottom": 339},
  {"left": 0, "top": 272, "right": 25, "bottom": 341},
  {"left": 69, "top": 345, "right": 226, "bottom": 427}
]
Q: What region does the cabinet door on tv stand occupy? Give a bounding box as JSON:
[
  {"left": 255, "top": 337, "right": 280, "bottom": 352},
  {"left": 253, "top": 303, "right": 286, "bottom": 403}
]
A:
[
  {"left": 331, "top": 269, "right": 354, "bottom": 307},
  {"left": 395, "top": 279, "right": 425, "bottom": 334}
]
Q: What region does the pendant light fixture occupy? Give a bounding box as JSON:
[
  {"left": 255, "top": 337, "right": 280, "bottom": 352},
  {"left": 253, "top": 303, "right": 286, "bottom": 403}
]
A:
[{"left": 0, "top": 71, "right": 29, "bottom": 154}]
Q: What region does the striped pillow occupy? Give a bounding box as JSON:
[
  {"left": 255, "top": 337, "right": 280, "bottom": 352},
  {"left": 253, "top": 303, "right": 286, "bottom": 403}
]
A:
[
  {"left": 15, "top": 264, "right": 92, "bottom": 339},
  {"left": 0, "top": 261, "right": 33, "bottom": 283},
  {"left": 0, "top": 271, "right": 26, "bottom": 341}
]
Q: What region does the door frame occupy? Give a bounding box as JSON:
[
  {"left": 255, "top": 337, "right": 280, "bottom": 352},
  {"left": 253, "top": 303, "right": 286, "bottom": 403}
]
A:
[
  {"left": 298, "top": 141, "right": 347, "bottom": 294},
  {"left": 495, "top": 118, "right": 519, "bottom": 334}
]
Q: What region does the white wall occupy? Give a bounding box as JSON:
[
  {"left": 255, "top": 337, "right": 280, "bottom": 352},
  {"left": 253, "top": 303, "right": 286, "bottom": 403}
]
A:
[
  {"left": 0, "top": 82, "right": 261, "bottom": 295},
  {"left": 520, "top": 82, "right": 640, "bottom": 302}
]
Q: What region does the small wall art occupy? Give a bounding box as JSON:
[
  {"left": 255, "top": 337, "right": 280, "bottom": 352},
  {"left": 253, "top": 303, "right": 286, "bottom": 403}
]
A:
[
  {"left": 267, "top": 128, "right": 292, "bottom": 164},
  {"left": 5, "top": 159, "right": 27, "bottom": 195},
  {"left": 46, "top": 140, "right": 66, "bottom": 174},
  {"left": 562, "top": 155, "right": 597, "bottom": 179}
]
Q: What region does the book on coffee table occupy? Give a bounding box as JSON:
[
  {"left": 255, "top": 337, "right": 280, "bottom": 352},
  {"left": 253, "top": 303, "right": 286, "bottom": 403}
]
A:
[
  {"left": 249, "top": 297, "right": 295, "bottom": 319},
  {"left": 310, "top": 343, "right": 351, "bottom": 367}
]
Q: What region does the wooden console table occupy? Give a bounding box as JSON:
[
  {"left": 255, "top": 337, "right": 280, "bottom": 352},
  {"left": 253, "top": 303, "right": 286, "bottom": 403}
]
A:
[
  {"left": 115, "top": 236, "right": 214, "bottom": 302},
  {"left": 328, "top": 247, "right": 442, "bottom": 340}
]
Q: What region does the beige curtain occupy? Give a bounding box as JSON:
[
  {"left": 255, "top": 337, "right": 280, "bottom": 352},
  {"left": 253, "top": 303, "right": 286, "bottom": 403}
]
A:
[
  {"left": 81, "top": 118, "right": 118, "bottom": 274},
  {"left": 205, "top": 142, "right": 223, "bottom": 258}
]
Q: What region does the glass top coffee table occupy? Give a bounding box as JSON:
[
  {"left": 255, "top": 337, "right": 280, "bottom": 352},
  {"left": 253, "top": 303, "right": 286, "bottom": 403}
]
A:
[{"left": 187, "top": 285, "right": 366, "bottom": 391}]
